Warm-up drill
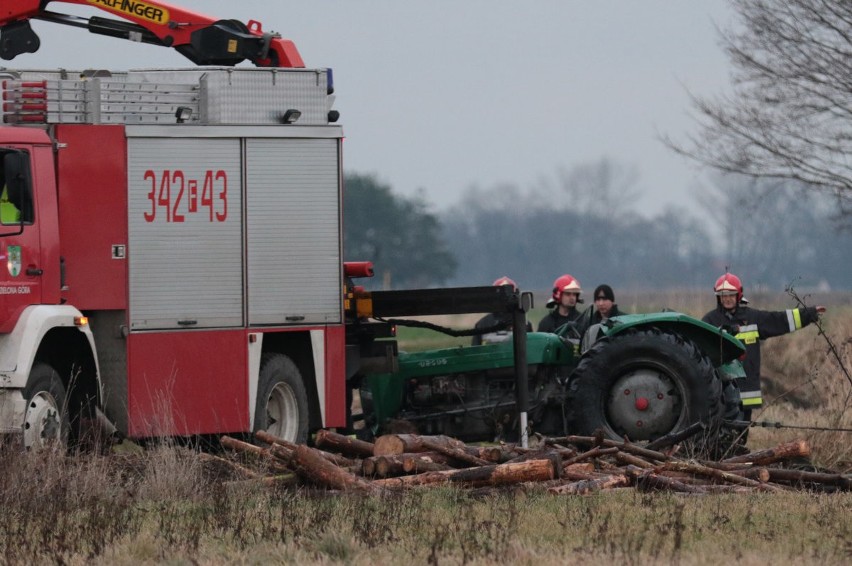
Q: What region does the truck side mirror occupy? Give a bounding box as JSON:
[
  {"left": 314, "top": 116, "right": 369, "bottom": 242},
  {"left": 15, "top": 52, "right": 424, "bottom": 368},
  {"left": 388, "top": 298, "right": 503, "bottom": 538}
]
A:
[
  {"left": 520, "top": 291, "right": 534, "bottom": 313},
  {"left": 3, "top": 151, "right": 33, "bottom": 223}
]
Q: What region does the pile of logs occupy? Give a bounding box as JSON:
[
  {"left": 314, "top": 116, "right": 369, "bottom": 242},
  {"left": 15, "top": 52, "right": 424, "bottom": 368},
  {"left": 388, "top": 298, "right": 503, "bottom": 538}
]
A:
[{"left": 215, "top": 429, "right": 851, "bottom": 495}]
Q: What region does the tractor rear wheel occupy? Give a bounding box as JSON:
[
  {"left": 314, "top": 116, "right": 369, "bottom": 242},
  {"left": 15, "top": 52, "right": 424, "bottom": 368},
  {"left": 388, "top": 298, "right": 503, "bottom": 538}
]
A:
[{"left": 566, "top": 328, "right": 723, "bottom": 448}]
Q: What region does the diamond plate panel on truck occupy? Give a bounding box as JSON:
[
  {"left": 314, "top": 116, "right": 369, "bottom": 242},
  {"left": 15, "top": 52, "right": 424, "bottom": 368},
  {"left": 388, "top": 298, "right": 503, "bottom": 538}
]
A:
[
  {"left": 125, "top": 68, "right": 330, "bottom": 125},
  {"left": 127, "top": 138, "right": 243, "bottom": 329},
  {"left": 246, "top": 138, "right": 341, "bottom": 325},
  {"left": 199, "top": 69, "right": 330, "bottom": 125}
]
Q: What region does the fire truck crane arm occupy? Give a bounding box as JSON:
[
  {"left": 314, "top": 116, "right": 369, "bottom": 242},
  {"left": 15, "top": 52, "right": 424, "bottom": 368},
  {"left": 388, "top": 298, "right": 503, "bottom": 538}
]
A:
[{"left": 0, "top": 0, "right": 304, "bottom": 67}]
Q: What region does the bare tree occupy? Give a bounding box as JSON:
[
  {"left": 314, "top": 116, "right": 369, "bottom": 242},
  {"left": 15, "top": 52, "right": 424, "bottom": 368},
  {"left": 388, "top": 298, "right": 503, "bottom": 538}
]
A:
[
  {"left": 667, "top": 0, "right": 852, "bottom": 216},
  {"left": 554, "top": 158, "right": 641, "bottom": 218}
]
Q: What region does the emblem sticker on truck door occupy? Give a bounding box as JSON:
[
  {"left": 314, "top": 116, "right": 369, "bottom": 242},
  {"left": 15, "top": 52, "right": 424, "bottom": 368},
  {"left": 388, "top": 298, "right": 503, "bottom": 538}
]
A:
[{"left": 7, "top": 245, "right": 20, "bottom": 277}]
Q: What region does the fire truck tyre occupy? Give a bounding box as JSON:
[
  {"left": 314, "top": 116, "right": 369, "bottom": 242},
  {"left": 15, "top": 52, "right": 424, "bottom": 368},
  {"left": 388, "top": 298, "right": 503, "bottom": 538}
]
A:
[
  {"left": 254, "top": 353, "right": 309, "bottom": 444},
  {"left": 23, "top": 363, "right": 70, "bottom": 450},
  {"left": 566, "top": 328, "right": 723, "bottom": 445}
]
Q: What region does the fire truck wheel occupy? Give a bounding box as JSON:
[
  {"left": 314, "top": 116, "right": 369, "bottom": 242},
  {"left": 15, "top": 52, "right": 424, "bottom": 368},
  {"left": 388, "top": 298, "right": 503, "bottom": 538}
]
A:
[
  {"left": 23, "top": 363, "right": 70, "bottom": 450},
  {"left": 254, "top": 353, "right": 309, "bottom": 444},
  {"left": 566, "top": 328, "right": 723, "bottom": 448}
]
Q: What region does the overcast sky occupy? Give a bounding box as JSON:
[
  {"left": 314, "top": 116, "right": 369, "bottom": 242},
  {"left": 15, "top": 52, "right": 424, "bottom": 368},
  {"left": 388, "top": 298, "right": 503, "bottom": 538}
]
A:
[{"left": 14, "top": 0, "right": 735, "bottom": 216}]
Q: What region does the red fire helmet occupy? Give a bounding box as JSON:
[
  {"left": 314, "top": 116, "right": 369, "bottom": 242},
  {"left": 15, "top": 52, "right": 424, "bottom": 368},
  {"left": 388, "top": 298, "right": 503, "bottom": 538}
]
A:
[
  {"left": 492, "top": 276, "right": 518, "bottom": 290},
  {"left": 551, "top": 274, "right": 582, "bottom": 302},
  {"left": 714, "top": 273, "right": 743, "bottom": 303}
]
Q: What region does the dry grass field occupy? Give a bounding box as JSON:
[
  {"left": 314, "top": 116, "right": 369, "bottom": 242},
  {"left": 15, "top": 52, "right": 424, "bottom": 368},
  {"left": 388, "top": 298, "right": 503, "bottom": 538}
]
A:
[
  {"left": 0, "top": 291, "right": 849, "bottom": 564},
  {"left": 1, "top": 448, "right": 850, "bottom": 565}
]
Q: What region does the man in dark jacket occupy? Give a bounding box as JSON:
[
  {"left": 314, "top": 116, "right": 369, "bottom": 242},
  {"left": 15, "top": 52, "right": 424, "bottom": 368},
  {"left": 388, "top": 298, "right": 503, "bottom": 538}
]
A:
[
  {"left": 537, "top": 274, "right": 584, "bottom": 334},
  {"left": 577, "top": 284, "right": 624, "bottom": 335},
  {"left": 702, "top": 273, "right": 826, "bottom": 418}
]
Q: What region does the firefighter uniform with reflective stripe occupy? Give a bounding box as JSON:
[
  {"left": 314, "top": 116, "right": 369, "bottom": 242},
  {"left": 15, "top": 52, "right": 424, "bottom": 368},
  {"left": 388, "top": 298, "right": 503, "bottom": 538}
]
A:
[{"left": 702, "top": 304, "right": 820, "bottom": 409}]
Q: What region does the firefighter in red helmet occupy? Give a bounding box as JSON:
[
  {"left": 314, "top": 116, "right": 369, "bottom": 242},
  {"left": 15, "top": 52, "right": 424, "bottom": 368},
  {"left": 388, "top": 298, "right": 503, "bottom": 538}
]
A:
[
  {"left": 537, "top": 274, "right": 585, "bottom": 333},
  {"left": 492, "top": 276, "right": 516, "bottom": 289},
  {"left": 702, "top": 272, "right": 826, "bottom": 419},
  {"left": 471, "top": 276, "right": 532, "bottom": 345}
]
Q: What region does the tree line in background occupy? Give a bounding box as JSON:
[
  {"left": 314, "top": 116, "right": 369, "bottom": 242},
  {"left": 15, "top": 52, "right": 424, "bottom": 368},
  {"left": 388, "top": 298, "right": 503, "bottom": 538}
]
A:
[
  {"left": 342, "top": 173, "right": 456, "bottom": 289},
  {"left": 343, "top": 163, "right": 852, "bottom": 292}
]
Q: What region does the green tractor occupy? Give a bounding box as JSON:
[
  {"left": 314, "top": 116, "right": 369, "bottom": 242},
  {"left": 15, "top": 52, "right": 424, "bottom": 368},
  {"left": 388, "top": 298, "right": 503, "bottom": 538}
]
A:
[{"left": 358, "top": 312, "right": 746, "bottom": 449}]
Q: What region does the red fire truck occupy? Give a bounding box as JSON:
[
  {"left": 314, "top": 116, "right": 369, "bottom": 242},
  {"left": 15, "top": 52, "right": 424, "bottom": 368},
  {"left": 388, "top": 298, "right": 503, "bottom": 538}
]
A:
[{"left": 0, "top": 0, "right": 351, "bottom": 448}]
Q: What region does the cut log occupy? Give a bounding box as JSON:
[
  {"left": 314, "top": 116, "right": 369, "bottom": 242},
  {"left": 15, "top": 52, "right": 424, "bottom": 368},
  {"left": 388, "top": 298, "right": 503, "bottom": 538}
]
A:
[
  {"left": 699, "top": 460, "right": 757, "bottom": 471},
  {"left": 606, "top": 441, "right": 670, "bottom": 462},
  {"left": 268, "top": 443, "right": 294, "bottom": 465},
  {"left": 315, "top": 450, "right": 358, "bottom": 469},
  {"left": 551, "top": 443, "right": 578, "bottom": 459},
  {"left": 220, "top": 435, "right": 291, "bottom": 473},
  {"left": 372, "top": 434, "right": 492, "bottom": 467},
  {"left": 732, "top": 467, "right": 771, "bottom": 482},
  {"left": 635, "top": 471, "right": 708, "bottom": 494},
  {"left": 564, "top": 463, "right": 596, "bottom": 474},
  {"left": 375, "top": 455, "right": 407, "bottom": 477},
  {"left": 374, "top": 457, "right": 559, "bottom": 489},
  {"left": 373, "top": 434, "right": 463, "bottom": 456},
  {"left": 254, "top": 430, "right": 299, "bottom": 451},
  {"left": 420, "top": 439, "right": 490, "bottom": 467},
  {"left": 464, "top": 445, "right": 505, "bottom": 463},
  {"left": 645, "top": 421, "right": 707, "bottom": 451},
  {"left": 402, "top": 459, "right": 453, "bottom": 474},
  {"left": 505, "top": 448, "right": 558, "bottom": 465},
  {"left": 222, "top": 435, "right": 270, "bottom": 456},
  {"left": 661, "top": 461, "right": 782, "bottom": 492},
  {"left": 766, "top": 469, "right": 852, "bottom": 489},
  {"left": 654, "top": 471, "right": 716, "bottom": 485},
  {"left": 548, "top": 473, "right": 631, "bottom": 495},
  {"left": 314, "top": 429, "right": 376, "bottom": 458},
  {"left": 255, "top": 430, "right": 358, "bottom": 468},
  {"left": 400, "top": 451, "right": 453, "bottom": 466},
  {"left": 561, "top": 464, "right": 611, "bottom": 481},
  {"left": 721, "top": 439, "right": 811, "bottom": 465},
  {"left": 677, "top": 463, "right": 769, "bottom": 482},
  {"left": 292, "top": 445, "right": 381, "bottom": 493},
  {"left": 564, "top": 436, "right": 671, "bottom": 462},
  {"left": 500, "top": 442, "right": 532, "bottom": 455},
  {"left": 562, "top": 446, "right": 619, "bottom": 467},
  {"left": 401, "top": 453, "right": 454, "bottom": 473},
  {"left": 561, "top": 471, "right": 604, "bottom": 481},
  {"left": 362, "top": 457, "right": 378, "bottom": 477},
  {"left": 615, "top": 451, "right": 655, "bottom": 469}
]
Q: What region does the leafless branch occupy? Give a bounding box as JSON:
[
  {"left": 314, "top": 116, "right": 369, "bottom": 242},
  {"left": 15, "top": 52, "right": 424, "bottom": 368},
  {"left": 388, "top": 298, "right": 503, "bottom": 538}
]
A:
[{"left": 666, "top": 0, "right": 852, "bottom": 211}]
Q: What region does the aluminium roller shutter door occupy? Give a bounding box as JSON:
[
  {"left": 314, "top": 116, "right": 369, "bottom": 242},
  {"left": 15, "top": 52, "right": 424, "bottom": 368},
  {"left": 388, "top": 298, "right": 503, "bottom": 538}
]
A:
[
  {"left": 245, "top": 138, "right": 341, "bottom": 325},
  {"left": 127, "top": 137, "right": 243, "bottom": 330}
]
